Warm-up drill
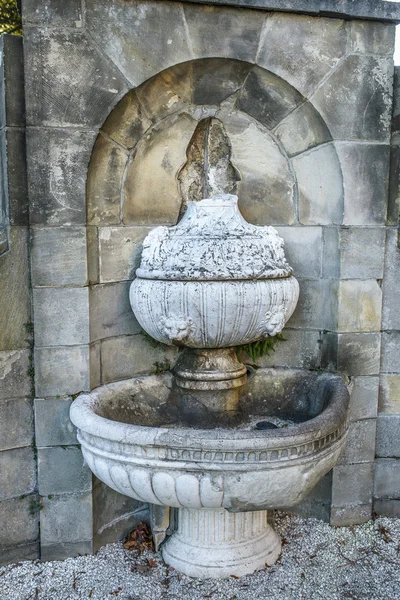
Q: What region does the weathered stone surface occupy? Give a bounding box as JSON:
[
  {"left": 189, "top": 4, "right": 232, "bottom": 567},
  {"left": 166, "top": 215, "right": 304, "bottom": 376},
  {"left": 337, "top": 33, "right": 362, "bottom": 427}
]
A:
[
  {"left": 381, "top": 332, "right": 400, "bottom": 374},
  {"left": 376, "top": 415, "right": 400, "bottom": 457},
  {"left": 293, "top": 144, "right": 343, "bottom": 226},
  {"left": 40, "top": 492, "right": 92, "bottom": 545},
  {"left": 98, "top": 226, "right": 151, "bottom": 283},
  {"left": 338, "top": 333, "right": 381, "bottom": 376},
  {"left": 184, "top": 3, "right": 264, "bottom": 63},
  {"left": 312, "top": 56, "right": 393, "bottom": 142},
  {"left": 288, "top": 280, "right": 338, "bottom": 331},
  {"left": 93, "top": 477, "right": 148, "bottom": 551},
  {"left": 322, "top": 227, "right": 340, "bottom": 279},
  {"left": 90, "top": 342, "right": 101, "bottom": 390},
  {"left": 86, "top": 0, "right": 191, "bottom": 87},
  {"left": 338, "top": 419, "right": 376, "bottom": 465},
  {"left": 337, "top": 280, "right": 382, "bottom": 333},
  {"left": 33, "top": 287, "right": 89, "bottom": 347},
  {"left": 90, "top": 282, "right": 141, "bottom": 342},
  {"left": 0, "top": 349, "right": 31, "bottom": 399},
  {"left": 38, "top": 446, "right": 92, "bottom": 495},
  {"left": 388, "top": 143, "right": 400, "bottom": 226},
  {"left": 193, "top": 59, "right": 251, "bottom": 106},
  {"left": 275, "top": 227, "right": 322, "bottom": 279},
  {"left": 221, "top": 110, "right": 296, "bottom": 225},
  {"left": 330, "top": 504, "right": 372, "bottom": 526},
  {"left": 350, "top": 21, "right": 395, "bottom": 56},
  {"left": 101, "top": 334, "right": 177, "bottom": 384},
  {"left": 274, "top": 101, "right": 331, "bottom": 157},
  {"left": 35, "top": 346, "right": 90, "bottom": 397},
  {"left": 339, "top": 228, "right": 386, "bottom": 280},
  {"left": 374, "top": 459, "right": 400, "bottom": 499},
  {"left": 24, "top": 29, "right": 126, "bottom": 126},
  {"left": 336, "top": 143, "right": 390, "bottom": 226},
  {"left": 101, "top": 90, "right": 152, "bottom": 150},
  {"left": 0, "top": 35, "right": 25, "bottom": 128},
  {"left": 22, "top": 0, "right": 83, "bottom": 26},
  {"left": 251, "top": 329, "right": 320, "bottom": 370},
  {"left": 87, "top": 135, "right": 128, "bottom": 227},
  {"left": 236, "top": 66, "right": 303, "bottom": 130},
  {"left": 5, "top": 129, "right": 29, "bottom": 226},
  {"left": 382, "top": 229, "right": 400, "bottom": 330},
  {"left": 41, "top": 541, "right": 93, "bottom": 562},
  {"left": 0, "top": 447, "right": 36, "bottom": 500},
  {"left": 27, "top": 129, "right": 96, "bottom": 226},
  {"left": 0, "top": 496, "right": 38, "bottom": 549},
  {"left": 373, "top": 499, "right": 400, "bottom": 518},
  {"left": 0, "top": 542, "right": 39, "bottom": 566},
  {"left": 0, "top": 227, "right": 30, "bottom": 350},
  {"left": 379, "top": 375, "right": 400, "bottom": 414},
  {"left": 257, "top": 13, "right": 346, "bottom": 97},
  {"left": 0, "top": 398, "right": 33, "bottom": 451},
  {"left": 34, "top": 397, "right": 77, "bottom": 447},
  {"left": 289, "top": 472, "right": 332, "bottom": 523},
  {"left": 87, "top": 226, "right": 99, "bottom": 285},
  {"left": 348, "top": 376, "right": 379, "bottom": 422},
  {"left": 123, "top": 113, "right": 197, "bottom": 225},
  {"left": 31, "top": 227, "right": 87, "bottom": 286},
  {"left": 332, "top": 463, "right": 374, "bottom": 507}
]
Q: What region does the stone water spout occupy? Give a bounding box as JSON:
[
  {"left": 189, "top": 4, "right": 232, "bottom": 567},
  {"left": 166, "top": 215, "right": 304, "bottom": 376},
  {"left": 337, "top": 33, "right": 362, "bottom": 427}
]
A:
[{"left": 70, "top": 190, "right": 349, "bottom": 578}]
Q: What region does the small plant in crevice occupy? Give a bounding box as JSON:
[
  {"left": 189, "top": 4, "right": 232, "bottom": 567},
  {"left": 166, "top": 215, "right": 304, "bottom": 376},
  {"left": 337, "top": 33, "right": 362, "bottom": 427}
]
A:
[
  {"left": 237, "top": 333, "right": 286, "bottom": 364},
  {"left": 150, "top": 360, "right": 172, "bottom": 375},
  {"left": 28, "top": 496, "right": 44, "bottom": 517}
]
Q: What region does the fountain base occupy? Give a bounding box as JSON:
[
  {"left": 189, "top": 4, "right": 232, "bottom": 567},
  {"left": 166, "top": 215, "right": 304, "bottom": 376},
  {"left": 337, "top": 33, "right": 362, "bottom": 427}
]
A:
[{"left": 162, "top": 508, "right": 281, "bottom": 578}]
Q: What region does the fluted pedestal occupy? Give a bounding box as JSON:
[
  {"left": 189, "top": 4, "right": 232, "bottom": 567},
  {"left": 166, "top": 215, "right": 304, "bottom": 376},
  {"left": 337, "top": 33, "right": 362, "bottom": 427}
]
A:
[{"left": 162, "top": 508, "right": 281, "bottom": 578}]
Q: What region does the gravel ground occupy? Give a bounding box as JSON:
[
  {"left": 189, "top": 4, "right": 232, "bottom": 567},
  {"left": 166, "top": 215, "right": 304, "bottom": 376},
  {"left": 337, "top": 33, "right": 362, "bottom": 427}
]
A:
[{"left": 1, "top": 512, "right": 399, "bottom": 600}]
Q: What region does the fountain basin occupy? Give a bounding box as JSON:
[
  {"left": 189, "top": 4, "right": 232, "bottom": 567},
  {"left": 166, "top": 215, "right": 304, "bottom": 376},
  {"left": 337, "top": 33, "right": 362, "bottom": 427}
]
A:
[{"left": 70, "top": 368, "right": 349, "bottom": 512}]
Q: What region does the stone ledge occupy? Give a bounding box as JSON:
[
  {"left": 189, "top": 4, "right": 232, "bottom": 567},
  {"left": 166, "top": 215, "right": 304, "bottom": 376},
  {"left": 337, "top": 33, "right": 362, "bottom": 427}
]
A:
[{"left": 179, "top": 0, "right": 400, "bottom": 22}]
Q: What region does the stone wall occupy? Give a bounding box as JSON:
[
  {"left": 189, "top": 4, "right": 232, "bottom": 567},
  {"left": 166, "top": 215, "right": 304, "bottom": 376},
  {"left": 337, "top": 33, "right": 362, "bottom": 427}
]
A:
[{"left": 0, "top": 0, "right": 399, "bottom": 562}]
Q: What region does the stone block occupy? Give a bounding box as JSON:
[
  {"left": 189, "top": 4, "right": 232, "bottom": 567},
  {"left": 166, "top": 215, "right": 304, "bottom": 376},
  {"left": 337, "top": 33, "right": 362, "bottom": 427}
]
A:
[
  {"left": 123, "top": 113, "right": 197, "bottom": 225},
  {"left": 388, "top": 143, "right": 400, "bottom": 225},
  {"left": 34, "top": 397, "right": 77, "bottom": 447},
  {"left": 339, "top": 227, "right": 386, "bottom": 280},
  {"left": 89, "top": 282, "right": 141, "bottom": 342},
  {"left": 320, "top": 332, "right": 338, "bottom": 372},
  {"left": 40, "top": 492, "right": 92, "bottom": 545},
  {"left": 338, "top": 333, "right": 381, "bottom": 376},
  {"left": 35, "top": 346, "right": 90, "bottom": 397},
  {"left": 0, "top": 35, "right": 25, "bottom": 128},
  {"left": 332, "top": 463, "right": 374, "bottom": 507},
  {"left": 86, "top": 0, "right": 191, "bottom": 87},
  {"left": 381, "top": 332, "right": 400, "bottom": 373},
  {"left": 101, "top": 90, "right": 152, "bottom": 150},
  {"left": 336, "top": 143, "right": 390, "bottom": 226},
  {"left": 376, "top": 415, "right": 400, "bottom": 457},
  {"left": 312, "top": 55, "right": 393, "bottom": 142},
  {"left": 0, "top": 227, "right": 30, "bottom": 350},
  {"left": 379, "top": 374, "right": 400, "bottom": 414},
  {"left": 193, "top": 59, "right": 251, "bottom": 106},
  {"left": 87, "top": 135, "right": 128, "bottom": 226},
  {"left": 0, "top": 447, "right": 36, "bottom": 500},
  {"left": 251, "top": 329, "right": 321, "bottom": 370},
  {"left": 222, "top": 110, "right": 296, "bottom": 226},
  {"left": 90, "top": 342, "right": 101, "bottom": 390},
  {"left": 337, "top": 280, "right": 382, "bottom": 333},
  {"left": 31, "top": 227, "right": 87, "bottom": 286},
  {"left": 338, "top": 419, "right": 376, "bottom": 465},
  {"left": 101, "top": 334, "right": 177, "bottom": 384},
  {"left": 288, "top": 279, "right": 338, "bottom": 331},
  {"left": 373, "top": 499, "right": 400, "bottom": 518},
  {"left": 350, "top": 21, "right": 395, "bottom": 56},
  {"left": 27, "top": 128, "right": 96, "bottom": 226},
  {"left": 287, "top": 471, "right": 332, "bottom": 523},
  {"left": 24, "top": 29, "right": 126, "bottom": 127},
  {"left": 322, "top": 227, "right": 340, "bottom": 279},
  {"left": 274, "top": 101, "right": 332, "bottom": 157},
  {"left": 330, "top": 504, "right": 372, "bottom": 526},
  {"left": 98, "top": 226, "right": 151, "bottom": 283},
  {"left": 0, "top": 542, "right": 39, "bottom": 566},
  {"left": 374, "top": 459, "right": 400, "bottom": 499},
  {"left": 236, "top": 66, "right": 303, "bottom": 130},
  {"left": 38, "top": 446, "right": 92, "bottom": 495},
  {"left": 41, "top": 541, "right": 93, "bottom": 562},
  {"left": 257, "top": 13, "right": 346, "bottom": 96},
  {"left": 348, "top": 376, "right": 379, "bottom": 422},
  {"left": 382, "top": 229, "right": 400, "bottom": 330},
  {"left": 293, "top": 144, "right": 344, "bottom": 226},
  {"left": 0, "top": 496, "right": 38, "bottom": 549},
  {"left": 22, "top": 0, "right": 83, "bottom": 26},
  {"left": 275, "top": 227, "right": 322, "bottom": 279},
  {"left": 6, "top": 129, "right": 29, "bottom": 226},
  {"left": 33, "top": 287, "right": 89, "bottom": 347},
  {"left": 184, "top": 3, "right": 264, "bottom": 63},
  {"left": 0, "top": 349, "right": 31, "bottom": 399},
  {"left": 0, "top": 398, "right": 33, "bottom": 451},
  {"left": 93, "top": 477, "right": 148, "bottom": 551},
  {"left": 87, "top": 226, "right": 99, "bottom": 285}
]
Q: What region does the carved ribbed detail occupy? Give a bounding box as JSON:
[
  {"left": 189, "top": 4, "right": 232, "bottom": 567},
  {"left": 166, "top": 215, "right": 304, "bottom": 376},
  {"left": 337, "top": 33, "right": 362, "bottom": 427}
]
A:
[{"left": 177, "top": 508, "right": 269, "bottom": 544}]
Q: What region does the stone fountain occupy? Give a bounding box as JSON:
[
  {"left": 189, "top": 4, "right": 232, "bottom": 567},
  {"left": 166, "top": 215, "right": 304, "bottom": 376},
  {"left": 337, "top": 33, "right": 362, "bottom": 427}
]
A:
[{"left": 70, "top": 192, "right": 349, "bottom": 578}]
